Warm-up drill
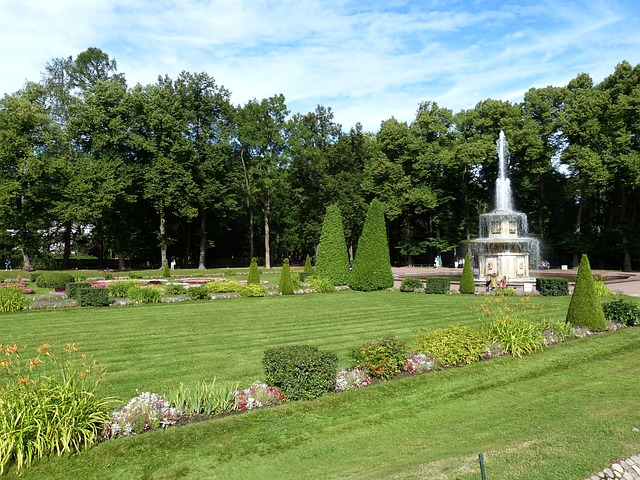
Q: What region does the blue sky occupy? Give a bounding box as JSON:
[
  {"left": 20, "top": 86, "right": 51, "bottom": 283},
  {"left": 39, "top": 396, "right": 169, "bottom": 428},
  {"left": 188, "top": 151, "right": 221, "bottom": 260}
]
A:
[{"left": 2, "top": 0, "right": 640, "bottom": 131}]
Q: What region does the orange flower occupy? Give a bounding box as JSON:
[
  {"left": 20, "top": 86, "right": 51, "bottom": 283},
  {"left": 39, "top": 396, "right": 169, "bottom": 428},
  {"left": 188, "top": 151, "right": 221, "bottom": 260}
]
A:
[
  {"left": 18, "top": 377, "right": 28, "bottom": 385},
  {"left": 29, "top": 358, "right": 42, "bottom": 367},
  {"left": 78, "top": 371, "right": 85, "bottom": 378}
]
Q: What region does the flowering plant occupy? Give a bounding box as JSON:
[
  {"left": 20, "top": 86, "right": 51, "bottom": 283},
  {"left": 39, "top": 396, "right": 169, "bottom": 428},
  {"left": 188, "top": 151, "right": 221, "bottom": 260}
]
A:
[
  {"left": 234, "top": 381, "right": 286, "bottom": 412},
  {"left": 103, "top": 392, "right": 181, "bottom": 439},
  {"left": 335, "top": 368, "right": 372, "bottom": 392},
  {"left": 405, "top": 353, "right": 435, "bottom": 374}
]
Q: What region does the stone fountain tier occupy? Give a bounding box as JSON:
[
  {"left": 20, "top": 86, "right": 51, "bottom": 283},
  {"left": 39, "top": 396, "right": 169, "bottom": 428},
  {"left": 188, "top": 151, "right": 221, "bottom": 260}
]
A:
[{"left": 470, "top": 210, "right": 539, "bottom": 280}]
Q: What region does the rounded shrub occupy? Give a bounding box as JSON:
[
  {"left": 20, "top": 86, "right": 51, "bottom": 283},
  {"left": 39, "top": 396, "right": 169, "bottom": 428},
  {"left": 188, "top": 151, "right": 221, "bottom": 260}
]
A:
[
  {"left": 603, "top": 298, "right": 640, "bottom": 326},
  {"left": 263, "top": 345, "right": 338, "bottom": 400},
  {"left": 278, "top": 258, "right": 294, "bottom": 295},
  {"left": 349, "top": 199, "right": 393, "bottom": 291},
  {"left": 314, "top": 204, "right": 350, "bottom": 285},
  {"left": 413, "top": 325, "right": 488, "bottom": 367},
  {"left": 566, "top": 254, "right": 606, "bottom": 331},
  {"left": 458, "top": 251, "right": 475, "bottom": 294},
  {"left": 400, "top": 277, "right": 423, "bottom": 292},
  {"left": 351, "top": 335, "right": 408, "bottom": 380},
  {"left": 187, "top": 285, "right": 210, "bottom": 300},
  {"left": 35, "top": 272, "right": 75, "bottom": 288}
]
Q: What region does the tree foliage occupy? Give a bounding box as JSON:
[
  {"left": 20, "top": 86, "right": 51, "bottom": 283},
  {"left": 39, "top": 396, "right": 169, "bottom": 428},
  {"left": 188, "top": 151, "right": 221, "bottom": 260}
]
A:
[{"left": 349, "top": 199, "right": 393, "bottom": 291}]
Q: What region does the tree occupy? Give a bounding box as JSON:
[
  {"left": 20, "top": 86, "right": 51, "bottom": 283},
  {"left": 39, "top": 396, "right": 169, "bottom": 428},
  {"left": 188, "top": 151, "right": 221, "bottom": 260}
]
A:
[
  {"left": 566, "top": 254, "right": 606, "bottom": 331},
  {"left": 278, "top": 258, "right": 294, "bottom": 295},
  {"left": 0, "top": 83, "right": 63, "bottom": 271},
  {"left": 247, "top": 257, "right": 260, "bottom": 285},
  {"left": 236, "top": 95, "right": 289, "bottom": 268},
  {"left": 349, "top": 199, "right": 393, "bottom": 291},
  {"left": 314, "top": 204, "right": 350, "bottom": 285},
  {"left": 304, "top": 254, "right": 312, "bottom": 273},
  {"left": 459, "top": 251, "right": 475, "bottom": 294}
]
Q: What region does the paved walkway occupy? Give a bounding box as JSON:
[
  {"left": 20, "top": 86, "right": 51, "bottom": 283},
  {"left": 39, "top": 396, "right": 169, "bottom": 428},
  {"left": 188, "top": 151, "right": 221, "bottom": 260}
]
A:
[{"left": 392, "top": 266, "right": 640, "bottom": 296}]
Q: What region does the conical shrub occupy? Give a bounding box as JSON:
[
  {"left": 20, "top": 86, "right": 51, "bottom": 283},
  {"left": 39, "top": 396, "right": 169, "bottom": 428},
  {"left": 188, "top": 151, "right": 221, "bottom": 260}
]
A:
[
  {"left": 349, "top": 199, "right": 393, "bottom": 291},
  {"left": 303, "top": 254, "right": 313, "bottom": 273},
  {"left": 279, "top": 258, "right": 294, "bottom": 295},
  {"left": 163, "top": 260, "right": 171, "bottom": 278},
  {"left": 566, "top": 254, "right": 606, "bottom": 331},
  {"left": 247, "top": 257, "right": 260, "bottom": 285},
  {"left": 459, "top": 251, "right": 475, "bottom": 294},
  {"left": 314, "top": 204, "right": 350, "bottom": 285}
]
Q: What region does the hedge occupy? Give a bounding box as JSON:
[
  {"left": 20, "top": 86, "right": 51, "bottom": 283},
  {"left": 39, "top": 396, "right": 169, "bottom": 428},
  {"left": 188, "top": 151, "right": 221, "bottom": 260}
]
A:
[
  {"left": 425, "top": 277, "right": 450, "bottom": 294},
  {"left": 535, "top": 277, "right": 569, "bottom": 296}
]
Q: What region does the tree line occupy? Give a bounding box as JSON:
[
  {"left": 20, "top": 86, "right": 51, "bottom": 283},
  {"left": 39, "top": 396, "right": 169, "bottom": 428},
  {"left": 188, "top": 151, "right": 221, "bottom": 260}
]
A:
[{"left": 1, "top": 47, "right": 639, "bottom": 271}]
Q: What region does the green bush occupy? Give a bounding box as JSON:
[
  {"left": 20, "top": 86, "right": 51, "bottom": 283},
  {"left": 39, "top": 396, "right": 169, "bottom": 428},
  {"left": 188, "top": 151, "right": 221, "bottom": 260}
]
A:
[
  {"left": 603, "top": 298, "right": 640, "bottom": 326},
  {"left": 535, "top": 277, "right": 569, "bottom": 296},
  {"left": 400, "top": 277, "right": 423, "bottom": 292},
  {"left": 77, "top": 287, "right": 110, "bottom": 307},
  {"left": 413, "top": 325, "right": 488, "bottom": 367},
  {"left": 458, "top": 251, "right": 475, "bottom": 294},
  {"left": 128, "top": 272, "right": 143, "bottom": 279},
  {"left": 167, "top": 379, "right": 237, "bottom": 416},
  {"left": 304, "top": 254, "right": 313, "bottom": 273},
  {"left": 0, "top": 344, "right": 113, "bottom": 474},
  {"left": 308, "top": 276, "right": 336, "bottom": 293},
  {"left": 67, "top": 282, "right": 92, "bottom": 299},
  {"left": 351, "top": 335, "right": 408, "bottom": 380},
  {"left": 566, "top": 254, "right": 606, "bottom": 331},
  {"left": 315, "top": 204, "right": 351, "bottom": 285},
  {"left": 35, "top": 272, "right": 75, "bottom": 288},
  {"left": 29, "top": 272, "right": 43, "bottom": 283},
  {"left": 236, "top": 283, "right": 267, "bottom": 297},
  {"left": 187, "top": 285, "right": 210, "bottom": 300},
  {"left": 247, "top": 258, "right": 260, "bottom": 285},
  {"left": 263, "top": 345, "right": 338, "bottom": 400},
  {"left": 483, "top": 317, "right": 544, "bottom": 357},
  {"left": 0, "top": 287, "right": 32, "bottom": 313},
  {"left": 205, "top": 279, "right": 241, "bottom": 294},
  {"left": 127, "top": 285, "right": 163, "bottom": 304},
  {"left": 349, "top": 199, "right": 393, "bottom": 291},
  {"left": 164, "top": 283, "right": 187, "bottom": 295},
  {"left": 108, "top": 280, "right": 139, "bottom": 298},
  {"left": 497, "top": 287, "right": 518, "bottom": 296},
  {"left": 163, "top": 260, "right": 171, "bottom": 278},
  {"left": 279, "top": 258, "right": 294, "bottom": 295},
  {"left": 425, "top": 277, "right": 450, "bottom": 294},
  {"left": 593, "top": 279, "right": 612, "bottom": 297}
]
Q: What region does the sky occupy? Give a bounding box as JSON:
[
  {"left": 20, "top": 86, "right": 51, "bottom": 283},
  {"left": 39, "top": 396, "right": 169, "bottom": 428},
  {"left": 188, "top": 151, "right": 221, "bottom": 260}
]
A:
[{"left": 1, "top": 0, "right": 640, "bottom": 132}]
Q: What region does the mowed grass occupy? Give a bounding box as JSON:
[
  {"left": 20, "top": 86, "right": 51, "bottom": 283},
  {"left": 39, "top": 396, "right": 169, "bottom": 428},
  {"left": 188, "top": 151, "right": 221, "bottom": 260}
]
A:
[{"left": 3, "top": 291, "right": 639, "bottom": 479}]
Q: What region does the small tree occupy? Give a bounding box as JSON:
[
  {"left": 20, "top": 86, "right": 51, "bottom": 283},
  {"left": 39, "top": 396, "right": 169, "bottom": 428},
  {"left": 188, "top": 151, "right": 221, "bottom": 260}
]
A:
[
  {"left": 566, "top": 254, "right": 606, "bottom": 331},
  {"left": 459, "top": 251, "right": 475, "bottom": 294},
  {"left": 279, "top": 258, "right": 294, "bottom": 295},
  {"left": 315, "top": 204, "right": 350, "bottom": 285},
  {"left": 349, "top": 199, "right": 393, "bottom": 291},
  {"left": 247, "top": 257, "right": 260, "bottom": 285},
  {"left": 303, "top": 254, "right": 313, "bottom": 273},
  {"left": 163, "top": 260, "right": 171, "bottom": 278}
]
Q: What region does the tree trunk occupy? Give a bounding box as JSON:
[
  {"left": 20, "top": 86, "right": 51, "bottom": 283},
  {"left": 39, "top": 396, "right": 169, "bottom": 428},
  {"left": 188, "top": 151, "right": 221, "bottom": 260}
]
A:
[
  {"left": 573, "top": 198, "right": 584, "bottom": 268},
  {"left": 241, "top": 149, "right": 254, "bottom": 259},
  {"left": 264, "top": 188, "right": 271, "bottom": 269},
  {"left": 198, "top": 210, "right": 207, "bottom": 270},
  {"left": 96, "top": 218, "right": 104, "bottom": 270},
  {"left": 21, "top": 250, "right": 33, "bottom": 272},
  {"left": 62, "top": 221, "right": 72, "bottom": 270},
  {"left": 184, "top": 220, "right": 192, "bottom": 268},
  {"left": 160, "top": 213, "right": 167, "bottom": 269}
]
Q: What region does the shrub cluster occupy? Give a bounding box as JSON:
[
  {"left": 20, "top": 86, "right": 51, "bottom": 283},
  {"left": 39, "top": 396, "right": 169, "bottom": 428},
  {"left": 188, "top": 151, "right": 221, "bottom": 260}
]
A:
[
  {"left": 399, "top": 277, "right": 422, "bottom": 292},
  {"left": 603, "top": 298, "right": 640, "bottom": 326},
  {"left": 127, "top": 285, "right": 164, "bottom": 304},
  {"left": 351, "top": 335, "right": 408, "bottom": 380},
  {"left": 0, "top": 287, "right": 32, "bottom": 313},
  {"left": 167, "top": 380, "right": 237, "bottom": 416},
  {"left": 77, "top": 287, "right": 110, "bottom": 307},
  {"left": 204, "top": 280, "right": 267, "bottom": 297},
  {"left": 108, "top": 280, "right": 139, "bottom": 298},
  {"left": 482, "top": 316, "right": 544, "bottom": 357},
  {"left": 35, "top": 272, "right": 75, "bottom": 288},
  {"left": 535, "top": 277, "right": 569, "bottom": 296},
  {"left": 425, "top": 276, "right": 450, "bottom": 294},
  {"left": 187, "top": 285, "right": 210, "bottom": 300},
  {"left": 263, "top": 345, "right": 338, "bottom": 400},
  {"left": 413, "top": 325, "right": 487, "bottom": 367},
  {"left": 164, "top": 283, "right": 187, "bottom": 295},
  {"left": 67, "top": 282, "right": 92, "bottom": 299},
  {"left": 308, "top": 276, "right": 336, "bottom": 293}
]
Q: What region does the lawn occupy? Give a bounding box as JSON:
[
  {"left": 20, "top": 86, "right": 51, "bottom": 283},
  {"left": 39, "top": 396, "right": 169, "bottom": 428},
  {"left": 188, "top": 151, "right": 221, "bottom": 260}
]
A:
[{"left": 2, "top": 290, "right": 639, "bottom": 479}]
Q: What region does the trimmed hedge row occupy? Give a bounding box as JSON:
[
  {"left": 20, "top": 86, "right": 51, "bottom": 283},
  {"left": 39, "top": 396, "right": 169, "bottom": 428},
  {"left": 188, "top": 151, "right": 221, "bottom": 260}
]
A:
[
  {"left": 535, "top": 277, "right": 569, "bottom": 296},
  {"left": 425, "top": 277, "right": 450, "bottom": 294}
]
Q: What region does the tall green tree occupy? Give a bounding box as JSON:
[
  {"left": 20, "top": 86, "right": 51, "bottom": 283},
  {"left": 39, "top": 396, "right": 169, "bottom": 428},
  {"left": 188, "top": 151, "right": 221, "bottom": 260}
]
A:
[
  {"left": 175, "top": 71, "right": 237, "bottom": 269},
  {"left": 314, "top": 204, "right": 350, "bottom": 285},
  {"left": 236, "top": 94, "right": 289, "bottom": 268},
  {"left": 349, "top": 199, "right": 393, "bottom": 291},
  {"left": 0, "top": 83, "right": 63, "bottom": 270}
]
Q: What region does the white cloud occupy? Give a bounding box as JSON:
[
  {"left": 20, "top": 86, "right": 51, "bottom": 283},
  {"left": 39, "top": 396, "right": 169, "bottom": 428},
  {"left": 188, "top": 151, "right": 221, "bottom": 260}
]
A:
[{"left": 1, "top": 0, "right": 639, "bottom": 131}]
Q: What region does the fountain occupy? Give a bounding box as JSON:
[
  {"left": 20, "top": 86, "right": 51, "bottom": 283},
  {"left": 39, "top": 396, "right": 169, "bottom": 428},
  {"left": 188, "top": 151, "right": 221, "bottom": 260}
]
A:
[{"left": 469, "top": 131, "right": 539, "bottom": 281}]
